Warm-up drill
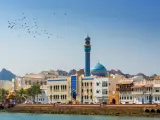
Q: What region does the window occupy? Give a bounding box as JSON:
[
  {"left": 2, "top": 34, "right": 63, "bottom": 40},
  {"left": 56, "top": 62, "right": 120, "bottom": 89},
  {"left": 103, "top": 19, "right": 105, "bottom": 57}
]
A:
[
  {"left": 87, "top": 89, "right": 89, "bottom": 93},
  {"left": 102, "top": 89, "right": 107, "bottom": 95},
  {"left": 147, "top": 96, "right": 149, "bottom": 100},
  {"left": 155, "top": 96, "right": 157, "bottom": 101},
  {"left": 82, "top": 89, "right": 83, "bottom": 93},
  {"left": 87, "top": 82, "right": 89, "bottom": 86},
  {"left": 96, "top": 82, "right": 100, "bottom": 86},
  {"left": 90, "top": 89, "right": 92, "bottom": 93},
  {"left": 127, "top": 96, "right": 129, "bottom": 100},
  {"left": 96, "top": 90, "right": 99, "bottom": 93},
  {"left": 90, "top": 96, "right": 92, "bottom": 99},
  {"left": 82, "top": 83, "right": 83, "bottom": 86},
  {"left": 156, "top": 89, "right": 159, "bottom": 92},
  {"left": 90, "top": 82, "right": 92, "bottom": 86},
  {"left": 82, "top": 96, "right": 83, "bottom": 99},
  {"left": 50, "top": 86, "right": 52, "bottom": 91},
  {"left": 102, "top": 81, "right": 107, "bottom": 87},
  {"left": 87, "top": 96, "right": 88, "bottom": 99}
]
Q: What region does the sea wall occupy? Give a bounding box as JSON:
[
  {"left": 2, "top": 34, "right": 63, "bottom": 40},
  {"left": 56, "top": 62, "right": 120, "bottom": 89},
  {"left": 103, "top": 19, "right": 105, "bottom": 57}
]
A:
[{"left": 6, "top": 104, "right": 160, "bottom": 117}]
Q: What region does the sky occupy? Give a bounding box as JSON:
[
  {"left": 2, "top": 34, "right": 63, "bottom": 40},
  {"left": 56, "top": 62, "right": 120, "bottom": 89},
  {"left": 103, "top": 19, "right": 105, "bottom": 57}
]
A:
[{"left": 0, "top": 0, "right": 160, "bottom": 76}]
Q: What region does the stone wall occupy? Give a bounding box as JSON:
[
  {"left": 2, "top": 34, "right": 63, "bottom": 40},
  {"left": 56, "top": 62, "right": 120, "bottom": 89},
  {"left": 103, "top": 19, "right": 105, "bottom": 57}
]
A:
[{"left": 7, "top": 104, "right": 160, "bottom": 117}]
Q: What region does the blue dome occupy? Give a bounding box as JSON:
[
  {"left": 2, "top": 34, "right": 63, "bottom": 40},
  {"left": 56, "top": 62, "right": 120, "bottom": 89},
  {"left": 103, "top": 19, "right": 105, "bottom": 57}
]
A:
[{"left": 91, "top": 62, "right": 107, "bottom": 76}]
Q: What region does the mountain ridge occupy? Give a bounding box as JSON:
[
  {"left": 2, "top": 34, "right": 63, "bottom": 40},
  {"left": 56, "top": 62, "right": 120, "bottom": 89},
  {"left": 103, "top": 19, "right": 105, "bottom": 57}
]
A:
[{"left": 0, "top": 68, "right": 16, "bottom": 80}]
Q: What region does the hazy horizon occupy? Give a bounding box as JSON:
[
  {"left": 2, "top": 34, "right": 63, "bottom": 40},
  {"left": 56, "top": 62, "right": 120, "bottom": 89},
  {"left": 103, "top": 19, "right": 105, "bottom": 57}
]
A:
[{"left": 0, "top": 0, "right": 160, "bottom": 76}]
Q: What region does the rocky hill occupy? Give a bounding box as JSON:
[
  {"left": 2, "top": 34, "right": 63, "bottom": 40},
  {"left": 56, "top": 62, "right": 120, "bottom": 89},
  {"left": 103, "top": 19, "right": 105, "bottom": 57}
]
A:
[
  {"left": 0, "top": 68, "right": 16, "bottom": 80},
  {"left": 56, "top": 68, "right": 156, "bottom": 79}
]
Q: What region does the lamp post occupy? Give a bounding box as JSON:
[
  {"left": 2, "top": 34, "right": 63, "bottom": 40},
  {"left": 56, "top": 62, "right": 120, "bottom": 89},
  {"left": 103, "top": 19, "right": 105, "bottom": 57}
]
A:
[
  {"left": 142, "top": 86, "right": 146, "bottom": 104},
  {"left": 149, "top": 85, "right": 153, "bottom": 104}
]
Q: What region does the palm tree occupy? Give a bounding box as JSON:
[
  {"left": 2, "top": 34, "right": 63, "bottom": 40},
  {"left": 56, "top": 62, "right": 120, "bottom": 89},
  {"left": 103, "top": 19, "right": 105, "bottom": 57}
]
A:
[
  {"left": 17, "top": 88, "right": 26, "bottom": 103},
  {"left": 0, "top": 88, "right": 8, "bottom": 104}
]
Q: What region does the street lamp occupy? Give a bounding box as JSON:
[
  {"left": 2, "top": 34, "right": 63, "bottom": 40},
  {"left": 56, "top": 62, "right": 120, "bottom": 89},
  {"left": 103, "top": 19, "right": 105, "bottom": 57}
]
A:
[
  {"left": 149, "top": 85, "right": 153, "bottom": 104},
  {"left": 142, "top": 86, "right": 146, "bottom": 104}
]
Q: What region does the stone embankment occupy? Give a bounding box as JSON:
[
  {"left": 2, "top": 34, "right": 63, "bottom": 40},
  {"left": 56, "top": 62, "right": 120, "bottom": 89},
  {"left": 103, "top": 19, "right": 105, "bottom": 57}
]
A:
[{"left": 5, "top": 104, "right": 160, "bottom": 117}]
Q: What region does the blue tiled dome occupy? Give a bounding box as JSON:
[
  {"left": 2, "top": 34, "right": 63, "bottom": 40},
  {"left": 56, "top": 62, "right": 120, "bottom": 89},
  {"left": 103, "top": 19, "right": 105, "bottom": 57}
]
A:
[{"left": 91, "top": 62, "right": 107, "bottom": 76}]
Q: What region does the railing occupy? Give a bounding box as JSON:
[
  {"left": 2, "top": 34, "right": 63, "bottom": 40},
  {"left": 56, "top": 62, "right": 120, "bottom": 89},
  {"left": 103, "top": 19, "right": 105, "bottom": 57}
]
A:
[{"left": 116, "top": 88, "right": 133, "bottom": 91}]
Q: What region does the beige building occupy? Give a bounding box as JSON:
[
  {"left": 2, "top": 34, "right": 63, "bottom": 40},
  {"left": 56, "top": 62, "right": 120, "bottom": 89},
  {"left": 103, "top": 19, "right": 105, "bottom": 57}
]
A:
[
  {"left": 109, "top": 74, "right": 125, "bottom": 93},
  {"left": 21, "top": 70, "right": 58, "bottom": 103},
  {"left": 108, "top": 74, "right": 125, "bottom": 104},
  {"left": 0, "top": 80, "right": 13, "bottom": 91},
  {"left": 81, "top": 76, "right": 94, "bottom": 104},
  {"left": 47, "top": 77, "right": 69, "bottom": 103}
]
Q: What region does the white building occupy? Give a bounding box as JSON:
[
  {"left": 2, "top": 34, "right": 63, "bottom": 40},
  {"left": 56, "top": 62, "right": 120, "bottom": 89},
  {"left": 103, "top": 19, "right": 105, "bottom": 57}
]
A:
[
  {"left": 132, "top": 76, "right": 151, "bottom": 104},
  {"left": 132, "top": 75, "right": 160, "bottom": 104},
  {"left": 151, "top": 76, "right": 160, "bottom": 104},
  {"left": 93, "top": 77, "right": 109, "bottom": 103}
]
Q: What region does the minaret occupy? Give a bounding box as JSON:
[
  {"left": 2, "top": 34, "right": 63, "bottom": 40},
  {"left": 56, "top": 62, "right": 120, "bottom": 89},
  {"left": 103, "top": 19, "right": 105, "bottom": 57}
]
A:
[{"left": 84, "top": 36, "right": 91, "bottom": 76}]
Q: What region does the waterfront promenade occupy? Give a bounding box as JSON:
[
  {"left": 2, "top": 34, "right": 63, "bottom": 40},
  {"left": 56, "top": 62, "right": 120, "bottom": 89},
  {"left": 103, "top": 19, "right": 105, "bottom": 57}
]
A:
[{"left": 4, "top": 104, "right": 160, "bottom": 117}]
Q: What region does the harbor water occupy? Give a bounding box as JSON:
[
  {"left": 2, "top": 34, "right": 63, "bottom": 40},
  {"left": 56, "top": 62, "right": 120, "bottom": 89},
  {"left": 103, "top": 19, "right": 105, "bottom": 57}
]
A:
[{"left": 0, "top": 113, "right": 159, "bottom": 120}]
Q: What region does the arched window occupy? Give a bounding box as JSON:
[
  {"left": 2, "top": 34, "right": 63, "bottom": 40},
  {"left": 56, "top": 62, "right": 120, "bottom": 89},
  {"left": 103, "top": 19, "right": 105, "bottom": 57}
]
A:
[{"left": 50, "top": 86, "right": 52, "bottom": 91}]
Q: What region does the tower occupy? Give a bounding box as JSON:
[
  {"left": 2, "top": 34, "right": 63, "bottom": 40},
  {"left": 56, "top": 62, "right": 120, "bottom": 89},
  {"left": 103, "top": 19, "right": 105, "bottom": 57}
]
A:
[{"left": 84, "top": 36, "right": 91, "bottom": 76}]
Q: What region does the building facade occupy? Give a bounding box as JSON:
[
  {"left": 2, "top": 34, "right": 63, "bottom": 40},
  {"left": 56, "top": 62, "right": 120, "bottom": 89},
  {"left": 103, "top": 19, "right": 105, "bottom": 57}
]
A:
[
  {"left": 108, "top": 74, "right": 124, "bottom": 104},
  {"left": 117, "top": 78, "right": 134, "bottom": 104},
  {"left": 132, "top": 76, "right": 153, "bottom": 104},
  {"left": 93, "top": 77, "right": 109, "bottom": 103},
  {"left": 0, "top": 80, "right": 12, "bottom": 91},
  {"left": 81, "top": 76, "right": 94, "bottom": 104},
  {"left": 47, "top": 77, "right": 69, "bottom": 104}
]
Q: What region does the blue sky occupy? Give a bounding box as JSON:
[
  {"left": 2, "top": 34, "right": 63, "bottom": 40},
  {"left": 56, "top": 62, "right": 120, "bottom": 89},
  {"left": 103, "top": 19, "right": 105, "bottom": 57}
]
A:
[{"left": 0, "top": 0, "right": 160, "bottom": 76}]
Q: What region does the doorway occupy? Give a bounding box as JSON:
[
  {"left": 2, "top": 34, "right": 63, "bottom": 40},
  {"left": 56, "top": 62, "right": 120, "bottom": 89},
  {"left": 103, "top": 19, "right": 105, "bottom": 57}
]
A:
[{"left": 112, "top": 98, "right": 116, "bottom": 104}]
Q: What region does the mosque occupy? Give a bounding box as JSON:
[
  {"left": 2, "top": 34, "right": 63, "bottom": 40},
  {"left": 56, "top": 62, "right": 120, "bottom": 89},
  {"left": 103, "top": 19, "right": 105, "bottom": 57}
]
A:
[
  {"left": 46, "top": 36, "right": 110, "bottom": 104},
  {"left": 68, "top": 36, "right": 110, "bottom": 104}
]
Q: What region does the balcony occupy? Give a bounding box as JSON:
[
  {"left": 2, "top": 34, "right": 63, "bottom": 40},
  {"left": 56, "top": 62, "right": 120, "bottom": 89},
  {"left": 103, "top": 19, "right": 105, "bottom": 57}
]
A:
[
  {"left": 40, "top": 85, "right": 47, "bottom": 89},
  {"left": 116, "top": 88, "right": 133, "bottom": 91}
]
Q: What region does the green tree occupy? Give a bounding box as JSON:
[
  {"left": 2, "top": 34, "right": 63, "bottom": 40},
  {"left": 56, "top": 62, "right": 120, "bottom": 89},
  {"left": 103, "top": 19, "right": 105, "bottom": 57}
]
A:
[
  {"left": 30, "top": 84, "right": 41, "bottom": 103},
  {"left": 15, "top": 88, "right": 27, "bottom": 103},
  {"left": 0, "top": 88, "right": 8, "bottom": 103}
]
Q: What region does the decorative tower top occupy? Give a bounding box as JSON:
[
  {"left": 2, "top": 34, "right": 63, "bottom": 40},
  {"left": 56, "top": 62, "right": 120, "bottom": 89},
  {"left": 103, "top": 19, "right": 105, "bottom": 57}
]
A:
[
  {"left": 84, "top": 36, "right": 91, "bottom": 77},
  {"left": 85, "top": 36, "right": 91, "bottom": 45}
]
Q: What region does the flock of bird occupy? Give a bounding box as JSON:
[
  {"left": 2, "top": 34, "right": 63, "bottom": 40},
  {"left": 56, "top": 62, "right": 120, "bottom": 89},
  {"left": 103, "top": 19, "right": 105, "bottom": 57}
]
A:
[{"left": 7, "top": 12, "right": 67, "bottom": 39}]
